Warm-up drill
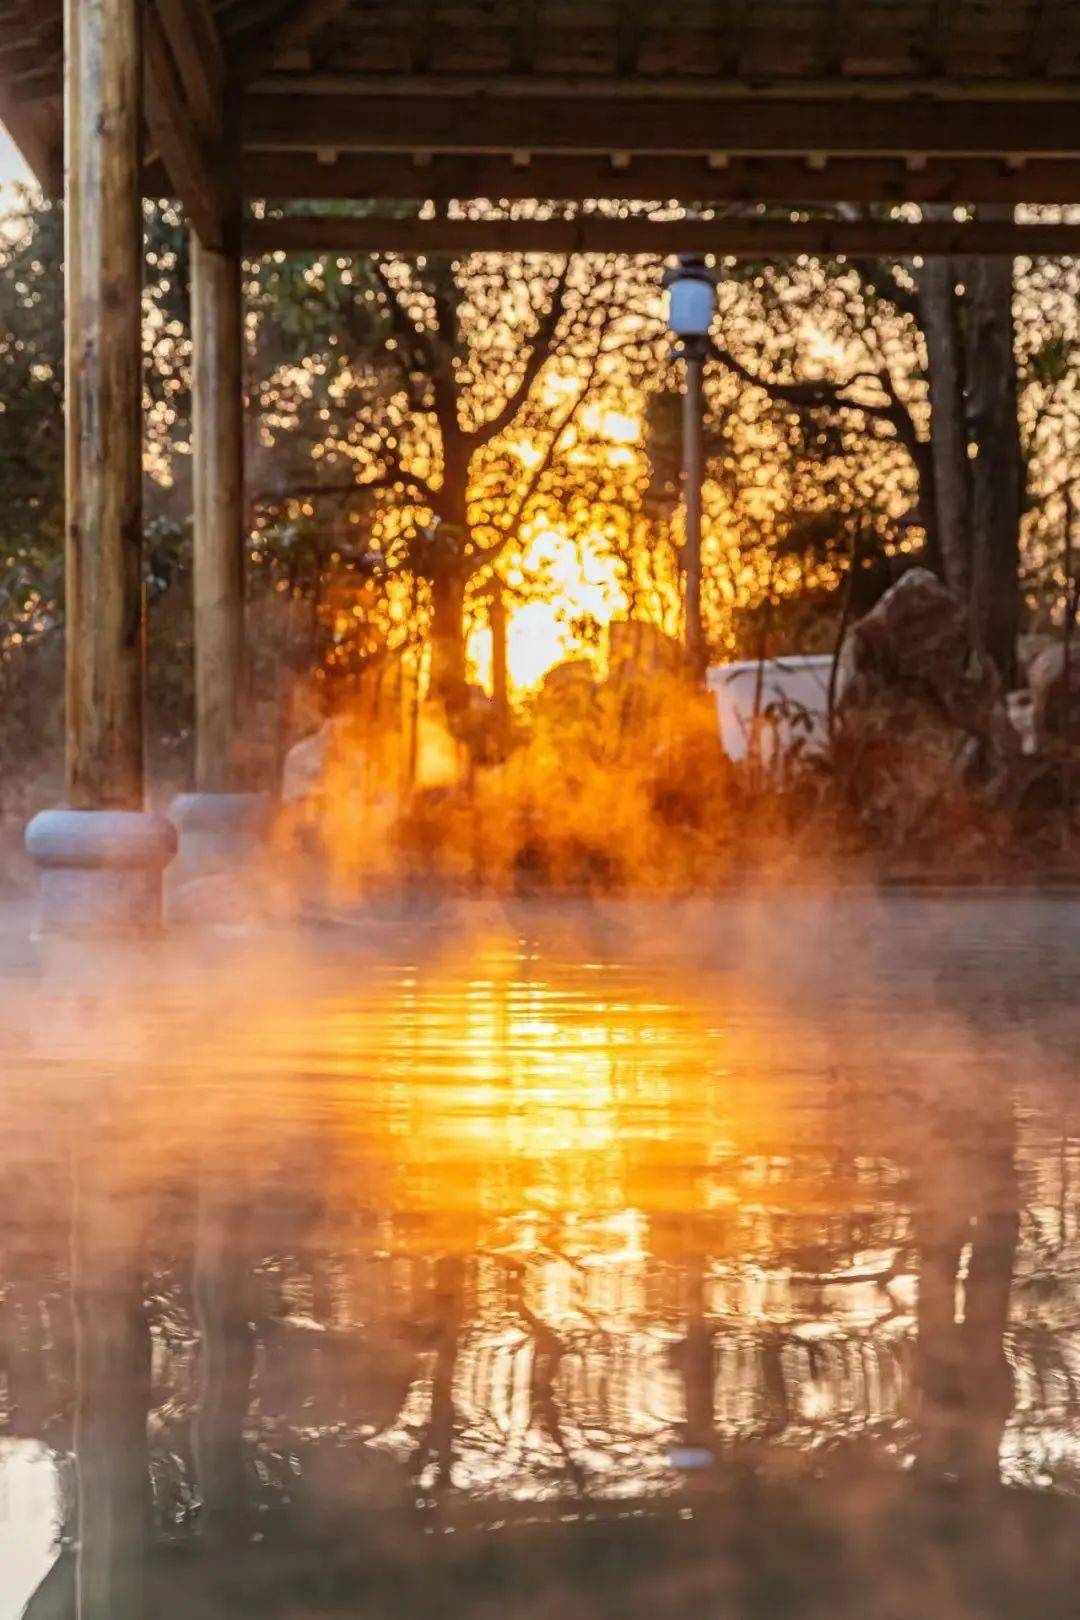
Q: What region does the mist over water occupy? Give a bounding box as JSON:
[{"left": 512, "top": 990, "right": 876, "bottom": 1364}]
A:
[{"left": 2, "top": 893, "right": 1080, "bottom": 1617}]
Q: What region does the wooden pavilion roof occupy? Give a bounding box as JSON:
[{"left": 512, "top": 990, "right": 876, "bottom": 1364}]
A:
[{"left": 4, "top": 0, "right": 1080, "bottom": 253}]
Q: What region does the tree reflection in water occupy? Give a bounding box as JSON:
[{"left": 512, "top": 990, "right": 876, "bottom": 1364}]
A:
[{"left": 1, "top": 926, "right": 1079, "bottom": 1617}]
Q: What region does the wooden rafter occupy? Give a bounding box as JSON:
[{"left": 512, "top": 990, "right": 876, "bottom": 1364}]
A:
[
  {"left": 5, "top": 0, "right": 1080, "bottom": 209},
  {"left": 236, "top": 0, "right": 349, "bottom": 80},
  {"left": 1025, "top": 0, "right": 1060, "bottom": 77},
  {"left": 243, "top": 211, "right": 1080, "bottom": 257},
  {"left": 920, "top": 0, "right": 955, "bottom": 77},
  {"left": 2, "top": 53, "right": 60, "bottom": 99},
  {"left": 0, "top": 0, "right": 60, "bottom": 189},
  {"left": 719, "top": 0, "right": 748, "bottom": 77},
  {"left": 242, "top": 91, "right": 1080, "bottom": 158},
  {"left": 409, "top": 0, "right": 434, "bottom": 74},
  {"left": 0, "top": 10, "right": 61, "bottom": 60},
  {"left": 511, "top": 0, "right": 537, "bottom": 75},
  {"left": 227, "top": 150, "right": 1080, "bottom": 206},
  {"left": 615, "top": 0, "right": 644, "bottom": 78},
  {"left": 242, "top": 71, "right": 1080, "bottom": 100},
  {"left": 825, "top": 0, "right": 858, "bottom": 76},
  {"left": 0, "top": 82, "right": 60, "bottom": 190},
  {"left": 154, "top": 0, "right": 225, "bottom": 141},
  {"left": 144, "top": 3, "right": 229, "bottom": 243}
]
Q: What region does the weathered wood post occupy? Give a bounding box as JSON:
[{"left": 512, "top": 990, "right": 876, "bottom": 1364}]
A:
[
  {"left": 193, "top": 231, "right": 245, "bottom": 795},
  {"left": 170, "top": 219, "right": 272, "bottom": 889},
  {"left": 26, "top": 0, "right": 175, "bottom": 932}
]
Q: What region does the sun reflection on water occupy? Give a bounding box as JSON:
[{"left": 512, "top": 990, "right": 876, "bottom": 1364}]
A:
[{"left": 1, "top": 920, "right": 1079, "bottom": 1559}]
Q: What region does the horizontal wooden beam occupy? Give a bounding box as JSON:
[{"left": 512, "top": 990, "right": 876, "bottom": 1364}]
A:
[
  {"left": 242, "top": 91, "right": 1080, "bottom": 160},
  {"left": 248, "top": 72, "right": 1080, "bottom": 105},
  {"left": 243, "top": 212, "right": 1080, "bottom": 258},
  {"left": 237, "top": 151, "right": 1080, "bottom": 207}
]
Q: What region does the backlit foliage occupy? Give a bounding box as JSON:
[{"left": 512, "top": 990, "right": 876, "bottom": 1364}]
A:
[{"left": 1, "top": 190, "right": 1080, "bottom": 804}]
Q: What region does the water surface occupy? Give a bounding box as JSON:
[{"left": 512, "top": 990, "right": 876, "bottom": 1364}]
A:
[{"left": 2, "top": 895, "right": 1079, "bottom": 1617}]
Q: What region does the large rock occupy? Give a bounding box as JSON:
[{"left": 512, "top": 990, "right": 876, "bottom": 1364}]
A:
[
  {"left": 1027, "top": 641, "right": 1080, "bottom": 749},
  {"left": 835, "top": 569, "right": 1020, "bottom": 833},
  {"left": 840, "top": 569, "right": 1017, "bottom": 755},
  {"left": 281, "top": 718, "right": 335, "bottom": 805},
  {"left": 608, "top": 619, "right": 683, "bottom": 682},
  {"left": 534, "top": 659, "right": 598, "bottom": 728}
]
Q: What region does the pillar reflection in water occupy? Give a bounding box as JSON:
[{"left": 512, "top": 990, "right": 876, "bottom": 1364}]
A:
[
  {"left": 193, "top": 1174, "right": 255, "bottom": 1543},
  {"left": 70, "top": 1131, "right": 151, "bottom": 1620},
  {"left": 914, "top": 1083, "right": 1020, "bottom": 1489}
]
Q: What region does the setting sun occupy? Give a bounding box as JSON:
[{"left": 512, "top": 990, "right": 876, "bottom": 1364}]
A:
[{"left": 470, "top": 526, "right": 627, "bottom": 692}]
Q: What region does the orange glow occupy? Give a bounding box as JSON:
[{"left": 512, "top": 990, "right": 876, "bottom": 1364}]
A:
[{"left": 470, "top": 526, "right": 626, "bottom": 692}]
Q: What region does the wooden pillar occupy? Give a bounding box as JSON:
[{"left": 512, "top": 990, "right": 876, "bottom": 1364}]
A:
[
  {"left": 64, "top": 0, "right": 145, "bottom": 810},
  {"left": 192, "top": 228, "right": 246, "bottom": 792}
]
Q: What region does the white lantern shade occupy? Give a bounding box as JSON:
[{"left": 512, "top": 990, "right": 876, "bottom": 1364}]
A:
[{"left": 666, "top": 272, "right": 715, "bottom": 338}]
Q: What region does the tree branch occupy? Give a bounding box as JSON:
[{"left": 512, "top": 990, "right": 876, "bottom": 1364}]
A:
[
  {"left": 373, "top": 257, "right": 460, "bottom": 456},
  {"left": 469, "top": 257, "right": 572, "bottom": 450},
  {"left": 474, "top": 316, "right": 610, "bottom": 566},
  {"left": 852, "top": 256, "right": 923, "bottom": 325},
  {"left": 709, "top": 337, "right": 928, "bottom": 472},
  {"left": 252, "top": 452, "right": 436, "bottom": 509},
  {"left": 872, "top": 355, "right": 930, "bottom": 477},
  {"left": 370, "top": 259, "right": 437, "bottom": 375}
]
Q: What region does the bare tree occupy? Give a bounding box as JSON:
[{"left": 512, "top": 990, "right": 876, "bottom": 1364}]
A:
[{"left": 251, "top": 247, "right": 641, "bottom": 720}]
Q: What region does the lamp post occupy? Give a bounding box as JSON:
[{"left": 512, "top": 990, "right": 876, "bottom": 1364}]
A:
[{"left": 663, "top": 255, "right": 717, "bottom": 680}]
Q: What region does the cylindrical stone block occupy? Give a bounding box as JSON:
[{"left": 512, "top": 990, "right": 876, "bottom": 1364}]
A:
[
  {"left": 168, "top": 792, "right": 273, "bottom": 887},
  {"left": 26, "top": 809, "right": 177, "bottom": 936}
]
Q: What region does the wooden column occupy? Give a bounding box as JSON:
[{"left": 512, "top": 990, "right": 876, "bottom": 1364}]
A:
[
  {"left": 64, "top": 0, "right": 145, "bottom": 810},
  {"left": 192, "top": 227, "right": 246, "bottom": 792}
]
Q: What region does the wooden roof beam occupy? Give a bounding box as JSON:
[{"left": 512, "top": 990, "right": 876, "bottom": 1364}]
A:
[
  {"left": 720, "top": 0, "right": 748, "bottom": 77},
  {"left": 511, "top": 0, "right": 538, "bottom": 75},
  {"left": 154, "top": 0, "right": 226, "bottom": 141},
  {"left": 244, "top": 72, "right": 1080, "bottom": 103},
  {"left": 0, "top": 12, "right": 61, "bottom": 59},
  {"left": 1025, "top": 0, "right": 1061, "bottom": 77},
  {"left": 0, "top": 0, "right": 60, "bottom": 190},
  {"left": 241, "top": 91, "right": 1080, "bottom": 159},
  {"left": 825, "top": 0, "right": 859, "bottom": 75},
  {"left": 233, "top": 150, "right": 1080, "bottom": 207},
  {"left": 616, "top": 0, "right": 644, "bottom": 78},
  {"left": 0, "top": 83, "right": 60, "bottom": 192},
  {"left": 409, "top": 0, "right": 435, "bottom": 74},
  {"left": 237, "top": 0, "right": 349, "bottom": 82},
  {"left": 919, "top": 0, "right": 955, "bottom": 77},
  {"left": 144, "top": 5, "right": 230, "bottom": 245},
  {"left": 243, "top": 211, "right": 1080, "bottom": 258}
]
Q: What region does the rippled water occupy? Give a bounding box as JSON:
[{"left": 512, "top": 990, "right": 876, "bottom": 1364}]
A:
[{"left": 2, "top": 895, "right": 1080, "bottom": 1617}]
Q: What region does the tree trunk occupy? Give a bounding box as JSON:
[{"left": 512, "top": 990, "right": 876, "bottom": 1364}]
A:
[
  {"left": 429, "top": 569, "right": 468, "bottom": 718},
  {"left": 428, "top": 451, "right": 471, "bottom": 719},
  {"left": 965, "top": 211, "right": 1023, "bottom": 687},
  {"left": 918, "top": 253, "right": 972, "bottom": 603},
  {"left": 490, "top": 581, "right": 510, "bottom": 745}
]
